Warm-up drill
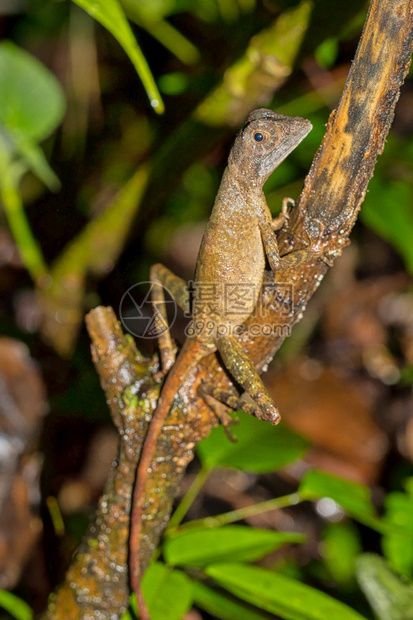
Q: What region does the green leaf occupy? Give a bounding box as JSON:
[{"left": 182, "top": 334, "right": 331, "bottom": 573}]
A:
[
  {"left": 298, "top": 470, "right": 381, "bottom": 530},
  {"left": 382, "top": 485, "right": 413, "bottom": 577},
  {"left": 322, "top": 521, "right": 361, "bottom": 585},
  {"left": 0, "top": 41, "right": 65, "bottom": 143},
  {"left": 137, "top": 562, "right": 193, "bottom": 620},
  {"left": 158, "top": 72, "right": 189, "bottom": 96},
  {"left": 164, "top": 525, "right": 305, "bottom": 567},
  {"left": 14, "top": 136, "right": 60, "bottom": 190},
  {"left": 197, "top": 411, "right": 308, "bottom": 473},
  {"left": 73, "top": 0, "right": 164, "bottom": 114},
  {"left": 315, "top": 37, "right": 339, "bottom": 68},
  {"left": 192, "top": 580, "right": 272, "bottom": 620},
  {"left": 205, "top": 563, "right": 367, "bottom": 620},
  {"left": 361, "top": 178, "right": 413, "bottom": 274},
  {"left": 0, "top": 590, "right": 32, "bottom": 620},
  {"left": 356, "top": 554, "right": 413, "bottom": 620}
]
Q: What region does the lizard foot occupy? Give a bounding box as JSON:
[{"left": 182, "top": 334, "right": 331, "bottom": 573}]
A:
[{"left": 271, "top": 197, "right": 295, "bottom": 231}]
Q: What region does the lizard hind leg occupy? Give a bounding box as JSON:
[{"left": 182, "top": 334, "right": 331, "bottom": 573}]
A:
[
  {"left": 199, "top": 382, "right": 261, "bottom": 418},
  {"left": 199, "top": 381, "right": 271, "bottom": 442},
  {"left": 150, "top": 263, "right": 191, "bottom": 377},
  {"left": 198, "top": 387, "right": 238, "bottom": 442},
  {"left": 216, "top": 335, "right": 280, "bottom": 425}
]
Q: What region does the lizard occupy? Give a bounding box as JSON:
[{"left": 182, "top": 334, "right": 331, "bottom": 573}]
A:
[{"left": 129, "top": 108, "right": 313, "bottom": 613}]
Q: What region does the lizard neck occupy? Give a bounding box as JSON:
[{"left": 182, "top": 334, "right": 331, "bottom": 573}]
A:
[{"left": 225, "top": 162, "right": 265, "bottom": 200}]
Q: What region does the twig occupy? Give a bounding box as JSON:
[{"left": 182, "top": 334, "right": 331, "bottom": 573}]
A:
[{"left": 44, "top": 307, "right": 159, "bottom": 618}]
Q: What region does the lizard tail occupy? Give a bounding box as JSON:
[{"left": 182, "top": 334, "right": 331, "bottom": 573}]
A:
[{"left": 129, "top": 338, "right": 204, "bottom": 598}]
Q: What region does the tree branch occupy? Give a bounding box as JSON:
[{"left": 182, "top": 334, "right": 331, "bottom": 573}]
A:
[{"left": 45, "top": 0, "right": 413, "bottom": 616}]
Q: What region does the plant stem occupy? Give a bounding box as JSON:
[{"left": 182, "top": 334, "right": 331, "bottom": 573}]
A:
[
  {"left": 167, "top": 467, "right": 211, "bottom": 531},
  {"left": 172, "top": 492, "right": 302, "bottom": 533},
  {"left": 0, "top": 148, "right": 49, "bottom": 282}
]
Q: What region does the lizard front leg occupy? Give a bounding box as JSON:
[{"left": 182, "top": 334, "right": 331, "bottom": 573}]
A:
[
  {"left": 271, "top": 197, "right": 295, "bottom": 231},
  {"left": 216, "top": 334, "right": 280, "bottom": 424}
]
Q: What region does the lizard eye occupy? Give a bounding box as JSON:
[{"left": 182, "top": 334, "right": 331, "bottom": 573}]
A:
[{"left": 253, "top": 132, "right": 264, "bottom": 142}]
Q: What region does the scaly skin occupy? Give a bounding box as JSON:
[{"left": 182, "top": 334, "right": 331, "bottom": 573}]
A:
[{"left": 130, "top": 109, "right": 312, "bottom": 613}]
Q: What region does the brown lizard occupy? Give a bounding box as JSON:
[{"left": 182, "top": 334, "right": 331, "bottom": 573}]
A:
[{"left": 130, "top": 108, "right": 313, "bottom": 614}]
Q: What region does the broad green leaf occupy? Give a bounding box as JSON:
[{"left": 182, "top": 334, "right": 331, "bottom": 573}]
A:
[
  {"left": 138, "top": 562, "right": 193, "bottom": 620},
  {"left": 0, "top": 41, "right": 65, "bottom": 143},
  {"left": 298, "top": 470, "right": 381, "bottom": 530},
  {"left": 356, "top": 554, "right": 413, "bottom": 620},
  {"left": 382, "top": 487, "right": 413, "bottom": 577},
  {"left": 164, "top": 525, "right": 305, "bottom": 567},
  {"left": 206, "top": 563, "right": 367, "bottom": 620},
  {"left": 0, "top": 590, "right": 32, "bottom": 620},
  {"left": 73, "top": 0, "right": 164, "bottom": 113},
  {"left": 197, "top": 411, "right": 308, "bottom": 473},
  {"left": 192, "top": 580, "right": 272, "bottom": 620}
]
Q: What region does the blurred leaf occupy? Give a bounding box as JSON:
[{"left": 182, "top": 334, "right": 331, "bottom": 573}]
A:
[
  {"left": 192, "top": 580, "right": 272, "bottom": 620},
  {"left": 382, "top": 481, "right": 413, "bottom": 577},
  {"left": 122, "top": 0, "right": 200, "bottom": 65},
  {"left": 361, "top": 178, "right": 413, "bottom": 273},
  {"left": 195, "top": 1, "right": 312, "bottom": 127},
  {"left": 315, "top": 37, "right": 339, "bottom": 68},
  {"left": 322, "top": 521, "right": 361, "bottom": 585},
  {"left": 356, "top": 554, "right": 413, "bottom": 620},
  {"left": 0, "top": 41, "right": 65, "bottom": 143},
  {"left": 206, "top": 563, "right": 367, "bottom": 619},
  {"left": 197, "top": 411, "right": 308, "bottom": 473},
  {"left": 164, "top": 525, "right": 306, "bottom": 567},
  {"left": 72, "top": 0, "right": 164, "bottom": 113},
  {"left": 39, "top": 165, "right": 149, "bottom": 356},
  {"left": 133, "top": 562, "right": 193, "bottom": 620},
  {"left": 0, "top": 41, "right": 64, "bottom": 190},
  {"left": 299, "top": 0, "right": 366, "bottom": 59},
  {"left": 299, "top": 470, "right": 382, "bottom": 530},
  {"left": 14, "top": 135, "right": 60, "bottom": 190},
  {"left": 0, "top": 591, "right": 32, "bottom": 620},
  {"left": 158, "top": 72, "right": 189, "bottom": 95},
  {"left": 0, "top": 137, "right": 48, "bottom": 281}
]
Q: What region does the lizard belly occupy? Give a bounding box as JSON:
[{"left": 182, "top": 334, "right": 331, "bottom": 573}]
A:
[{"left": 195, "top": 219, "right": 265, "bottom": 326}]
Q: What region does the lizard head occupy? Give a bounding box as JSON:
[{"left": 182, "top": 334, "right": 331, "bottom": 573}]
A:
[{"left": 229, "top": 108, "right": 312, "bottom": 185}]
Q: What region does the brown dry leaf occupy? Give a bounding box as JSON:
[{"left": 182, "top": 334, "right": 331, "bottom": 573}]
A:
[
  {"left": 0, "top": 338, "right": 47, "bottom": 588},
  {"left": 267, "top": 359, "right": 387, "bottom": 484},
  {"left": 323, "top": 274, "right": 409, "bottom": 379}
]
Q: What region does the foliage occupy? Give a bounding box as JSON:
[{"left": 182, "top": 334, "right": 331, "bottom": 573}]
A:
[
  {"left": 0, "top": 41, "right": 65, "bottom": 281},
  {"left": 0, "top": 591, "right": 32, "bottom": 620},
  {"left": 1, "top": 0, "right": 413, "bottom": 619},
  {"left": 117, "top": 412, "right": 413, "bottom": 619}
]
